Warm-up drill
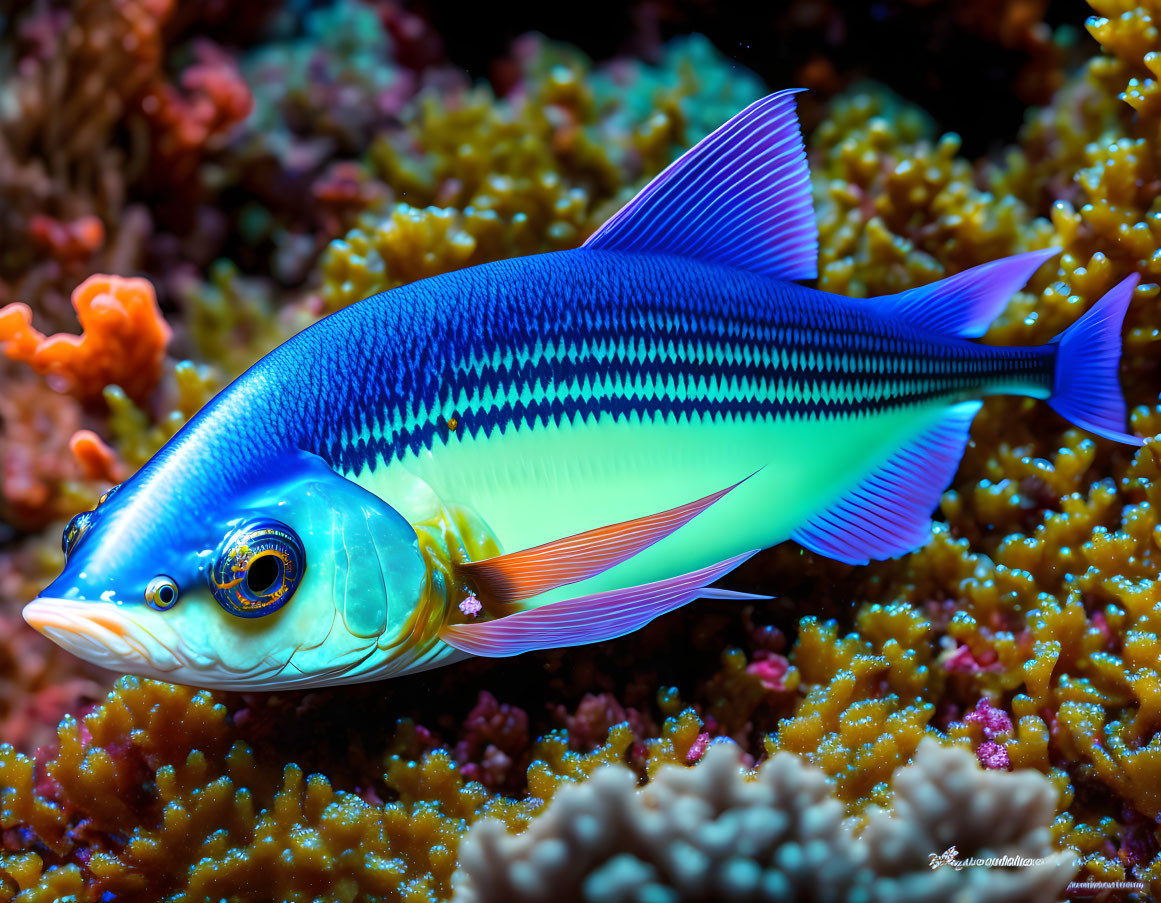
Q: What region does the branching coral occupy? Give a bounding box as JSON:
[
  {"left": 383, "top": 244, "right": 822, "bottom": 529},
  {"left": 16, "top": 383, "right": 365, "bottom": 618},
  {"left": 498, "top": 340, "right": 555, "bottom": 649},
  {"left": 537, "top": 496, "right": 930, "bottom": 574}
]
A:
[
  {"left": 0, "top": 275, "right": 170, "bottom": 404},
  {"left": 0, "top": 610, "right": 106, "bottom": 755},
  {"left": 0, "top": 678, "right": 481, "bottom": 901},
  {"left": 0, "top": 375, "right": 93, "bottom": 531},
  {"left": 0, "top": 0, "right": 264, "bottom": 333},
  {"left": 0, "top": 677, "right": 726, "bottom": 901},
  {"left": 205, "top": 0, "right": 436, "bottom": 287},
  {"left": 0, "top": 0, "right": 172, "bottom": 287},
  {"left": 810, "top": 87, "right": 1057, "bottom": 299},
  {"left": 453, "top": 739, "right": 1076, "bottom": 903},
  {"left": 319, "top": 34, "right": 765, "bottom": 312},
  {"left": 135, "top": 39, "right": 253, "bottom": 215}
]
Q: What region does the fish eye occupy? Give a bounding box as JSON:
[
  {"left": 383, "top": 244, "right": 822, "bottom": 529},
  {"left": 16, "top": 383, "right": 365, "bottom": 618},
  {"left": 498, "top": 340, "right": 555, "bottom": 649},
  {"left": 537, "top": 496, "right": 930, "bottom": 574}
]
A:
[
  {"left": 61, "top": 484, "right": 122, "bottom": 560},
  {"left": 145, "top": 575, "right": 180, "bottom": 611},
  {"left": 209, "top": 520, "right": 305, "bottom": 618},
  {"left": 61, "top": 510, "right": 93, "bottom": 560}
]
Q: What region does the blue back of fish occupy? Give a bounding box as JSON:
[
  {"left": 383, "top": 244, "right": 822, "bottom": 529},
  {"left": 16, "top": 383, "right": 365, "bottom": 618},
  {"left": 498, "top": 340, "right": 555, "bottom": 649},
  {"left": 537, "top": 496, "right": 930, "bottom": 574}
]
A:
[{"left": 247, "top": 248, "right": 1052, "bottom": 478}]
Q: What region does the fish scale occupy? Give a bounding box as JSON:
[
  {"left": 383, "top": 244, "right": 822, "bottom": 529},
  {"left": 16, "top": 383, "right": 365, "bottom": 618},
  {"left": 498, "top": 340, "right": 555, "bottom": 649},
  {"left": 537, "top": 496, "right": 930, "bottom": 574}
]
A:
[
  {"left": 288, "top": 249, "right": 1053, "bottom": 480},
  {"left": 258, "top": 247, "right": 1062, "bottom": 612}
]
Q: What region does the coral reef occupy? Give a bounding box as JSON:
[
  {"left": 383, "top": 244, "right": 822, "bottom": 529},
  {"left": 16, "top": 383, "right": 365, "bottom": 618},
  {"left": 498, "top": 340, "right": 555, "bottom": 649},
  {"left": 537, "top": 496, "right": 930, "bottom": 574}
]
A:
[
  {"left": 0, "top": 677, "right": 710, "bottom": 901},
  {"left": 0, "top": 681, "right": 1077, "bottom": 903},
  {"left": 319, "top": 34, "right": 765, "bottom": 312},
  {"left": 0, "top": 0, "right": 260, "bottom": 332},
  {"left": 4, "top": 0, "right": 1161, "bottom": 899}
]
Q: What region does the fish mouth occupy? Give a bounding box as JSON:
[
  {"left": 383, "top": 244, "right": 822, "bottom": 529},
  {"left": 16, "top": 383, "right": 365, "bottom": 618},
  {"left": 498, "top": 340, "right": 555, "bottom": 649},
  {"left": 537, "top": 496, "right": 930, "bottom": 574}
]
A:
[
  {"left": 23, "top": 597, "right": 185, "bottom": 677},
  {"left": 21, "top": 597, "right": 359, "bottom": 691}
]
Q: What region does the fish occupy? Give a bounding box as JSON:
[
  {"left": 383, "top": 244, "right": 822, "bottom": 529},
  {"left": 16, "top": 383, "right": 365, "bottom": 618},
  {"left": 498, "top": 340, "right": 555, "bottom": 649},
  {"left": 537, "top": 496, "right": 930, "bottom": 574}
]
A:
[{"left": 22, "top": 90, "right": 1143, "bottom": 690}]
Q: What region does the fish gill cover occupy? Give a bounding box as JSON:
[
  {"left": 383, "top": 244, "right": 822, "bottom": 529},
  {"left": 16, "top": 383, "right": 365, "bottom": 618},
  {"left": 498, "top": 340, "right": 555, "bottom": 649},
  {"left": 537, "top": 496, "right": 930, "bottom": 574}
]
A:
[{"left": 0, "top": 0, "right": 1158, "bottom": 899}]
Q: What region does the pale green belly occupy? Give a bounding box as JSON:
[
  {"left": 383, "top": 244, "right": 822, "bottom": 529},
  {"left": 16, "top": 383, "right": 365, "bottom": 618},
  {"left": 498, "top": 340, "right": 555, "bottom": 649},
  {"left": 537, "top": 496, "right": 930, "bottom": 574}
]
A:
[{"left": 349, "top": 401, "right": 953, "bottom": 606}]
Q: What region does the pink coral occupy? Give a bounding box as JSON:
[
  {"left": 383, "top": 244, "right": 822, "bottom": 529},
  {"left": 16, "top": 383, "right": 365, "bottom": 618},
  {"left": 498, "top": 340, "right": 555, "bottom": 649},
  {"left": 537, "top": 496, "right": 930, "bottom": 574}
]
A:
[
  {"left": 686, "top": 732, "right": 710, "bottom": 763},
  {"left": 964, "top": 698, "right": 1014, "bottom": 739},
  {"left": 976, "top": 741, "right": 1012, "bottom": 770},
  {"left": 746, "top": 651, "right": 792, "bottom": 692},
  {"left": 28, "top": 215, "right": 106, "bottom": 266},
  {"left": 0, "top": 376, "right": 92, "bottom": 530},
  {"left": 551, "top": 692, "right": 651, "bottom": 752},
  {"left": 139, "top": 40, "right": 254, "bottom": 191},
  {"left": 942, "top": 643, "right": 1003, "bottom": 674},
  {"left": 455, "top": 692, "right": 530, "bottom": 791}
]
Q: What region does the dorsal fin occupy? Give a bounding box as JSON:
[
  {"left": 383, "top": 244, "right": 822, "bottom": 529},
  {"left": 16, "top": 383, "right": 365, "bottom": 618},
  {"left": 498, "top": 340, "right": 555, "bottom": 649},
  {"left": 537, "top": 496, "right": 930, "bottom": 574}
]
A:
[
  {"left": 583, "top": 90, "right": 818, "bottom": 281},
  {"left": 870, "top": 249, "right": 1060, "bottom": 338}
]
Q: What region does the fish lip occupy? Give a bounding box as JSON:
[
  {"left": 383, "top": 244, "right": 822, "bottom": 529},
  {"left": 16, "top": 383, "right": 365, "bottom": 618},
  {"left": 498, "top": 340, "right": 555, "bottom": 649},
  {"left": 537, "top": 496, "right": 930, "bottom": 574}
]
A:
[
  {"left": 23, "top": 597, "right": 181, "bottom": 673},
  {"left": 21, "top": 599, "right": 388, "bottom": 691},
  {"left": 23, "top": 597, "right": 94, "bottom": 636},
  {"left": 23, "top": 598, "right": 301, "bottom": 689},
  {"left": 24, "top": 597, "right": 126, "bottom": 638}
]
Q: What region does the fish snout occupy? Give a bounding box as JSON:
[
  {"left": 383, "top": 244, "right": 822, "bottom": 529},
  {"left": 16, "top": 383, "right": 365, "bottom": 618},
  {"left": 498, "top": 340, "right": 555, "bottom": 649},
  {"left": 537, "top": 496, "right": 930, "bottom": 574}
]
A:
[{"left": 23, "top": 596, "right": 181, "bottom": 675}]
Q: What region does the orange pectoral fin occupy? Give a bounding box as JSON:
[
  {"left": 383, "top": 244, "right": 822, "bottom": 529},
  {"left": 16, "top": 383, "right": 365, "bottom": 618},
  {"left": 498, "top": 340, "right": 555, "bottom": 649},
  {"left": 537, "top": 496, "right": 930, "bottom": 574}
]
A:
[
  {"left": 441, "top": 551, "right": 766, "bottom": 657},
  {"left": 454, "top": 472, "right": 756, "bottom": 606}
]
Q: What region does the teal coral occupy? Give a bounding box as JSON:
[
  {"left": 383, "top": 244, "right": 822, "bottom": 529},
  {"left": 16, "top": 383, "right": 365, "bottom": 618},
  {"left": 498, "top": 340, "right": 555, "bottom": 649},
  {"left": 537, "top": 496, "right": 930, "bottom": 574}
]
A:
[{"left": 453, "top": 739, "right": 1075, "bottom": 903}]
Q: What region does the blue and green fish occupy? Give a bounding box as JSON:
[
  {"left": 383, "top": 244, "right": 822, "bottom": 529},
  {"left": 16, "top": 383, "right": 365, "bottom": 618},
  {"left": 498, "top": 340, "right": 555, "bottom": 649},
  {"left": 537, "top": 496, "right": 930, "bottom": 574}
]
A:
[{"left": 24, "top": 91, "right": 1142, "bottom": 689}]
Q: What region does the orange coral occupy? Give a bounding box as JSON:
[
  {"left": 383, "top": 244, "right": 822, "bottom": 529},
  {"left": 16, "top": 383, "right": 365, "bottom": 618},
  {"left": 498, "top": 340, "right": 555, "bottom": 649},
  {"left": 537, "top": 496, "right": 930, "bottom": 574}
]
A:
[
  {"left": 0, "top": 275, "right": 171, "bottom": 404},
  {"left": 69, "top": 430, "right": 126, "bottom": 484}
]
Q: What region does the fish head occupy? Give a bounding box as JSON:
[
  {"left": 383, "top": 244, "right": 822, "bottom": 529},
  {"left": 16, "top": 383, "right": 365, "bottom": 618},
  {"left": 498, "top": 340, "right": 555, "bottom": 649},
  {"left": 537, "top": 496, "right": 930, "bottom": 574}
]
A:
[{"left": 24, "top": 446, "right": 428, "bottom": 690}]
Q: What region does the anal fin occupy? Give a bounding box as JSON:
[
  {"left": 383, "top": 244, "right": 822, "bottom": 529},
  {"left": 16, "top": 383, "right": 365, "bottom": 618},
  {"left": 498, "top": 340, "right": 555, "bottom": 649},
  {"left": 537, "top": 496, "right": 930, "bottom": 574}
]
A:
[{"left": 791, "top": 402, "right": 983, "bottom": 565}]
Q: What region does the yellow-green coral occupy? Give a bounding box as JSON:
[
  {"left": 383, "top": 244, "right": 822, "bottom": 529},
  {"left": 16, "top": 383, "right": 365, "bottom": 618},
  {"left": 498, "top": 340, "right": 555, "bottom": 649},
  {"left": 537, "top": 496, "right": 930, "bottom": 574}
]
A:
[
  {"left": 318, "top": 40, "right": 764, "bottom": 313},
  {"left": 0, "top": 678, "right": 749, "bottom": 901},
  {"left": 766, "top": 614, "right": 937, "bottom": 810},
  {"left": 811, "top": 88, "right": 1056, "bottom": 299}
]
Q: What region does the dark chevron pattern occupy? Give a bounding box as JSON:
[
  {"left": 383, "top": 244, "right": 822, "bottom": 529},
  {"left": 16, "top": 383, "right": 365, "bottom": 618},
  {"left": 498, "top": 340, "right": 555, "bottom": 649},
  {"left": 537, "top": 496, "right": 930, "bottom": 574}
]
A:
[{"left": 259, "top": 249, "right": 1055, "bottom": 476}]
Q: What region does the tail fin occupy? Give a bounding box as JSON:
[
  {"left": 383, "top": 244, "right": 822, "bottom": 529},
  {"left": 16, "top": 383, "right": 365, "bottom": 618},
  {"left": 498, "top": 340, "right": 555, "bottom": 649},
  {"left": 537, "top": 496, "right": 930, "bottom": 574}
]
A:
[{"left": 1049, "top": 274, "right": 1143, "bottom": 446}]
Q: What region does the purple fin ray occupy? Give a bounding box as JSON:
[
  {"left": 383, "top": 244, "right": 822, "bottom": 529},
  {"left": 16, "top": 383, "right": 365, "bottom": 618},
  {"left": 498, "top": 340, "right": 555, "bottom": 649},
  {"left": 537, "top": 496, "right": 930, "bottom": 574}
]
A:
[
  {"left": 1049, "top": 274, "right": 1143, "bottom": 446},
  {"left": 791, "top": 402, "right": 983, "bottom": 565},
  {"left": 440, "top": 551, "right": 759, "bottom": 657},
  {"left": 583, "top": 90, "right": 817, "bottom": 281},
  {"left": 873, "top": 248, "right": 1060, "bottom": 337}
]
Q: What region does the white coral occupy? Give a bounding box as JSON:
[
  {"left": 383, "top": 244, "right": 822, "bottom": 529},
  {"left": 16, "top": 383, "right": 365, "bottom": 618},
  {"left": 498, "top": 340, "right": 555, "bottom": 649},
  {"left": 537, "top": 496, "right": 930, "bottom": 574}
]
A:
[{"left": 452, "top": 738, "right": 1076, "bottom": 903}]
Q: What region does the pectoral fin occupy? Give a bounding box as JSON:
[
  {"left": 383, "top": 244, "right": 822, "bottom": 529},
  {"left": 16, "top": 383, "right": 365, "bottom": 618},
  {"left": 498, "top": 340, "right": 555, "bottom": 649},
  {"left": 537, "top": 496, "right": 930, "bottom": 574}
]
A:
[
  {"left": 440, "top": 551, "right": 764, "bottom": 657},
  {"left": 455, "top": 475, "right": 753, "bottom": 605}
]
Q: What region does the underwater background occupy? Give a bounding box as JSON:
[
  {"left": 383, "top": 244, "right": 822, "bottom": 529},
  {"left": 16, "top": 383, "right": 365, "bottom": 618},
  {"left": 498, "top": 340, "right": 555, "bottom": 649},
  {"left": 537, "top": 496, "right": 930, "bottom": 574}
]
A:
[{"left": 1, "top": 0, "right": 1160, "bottom": 899}]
